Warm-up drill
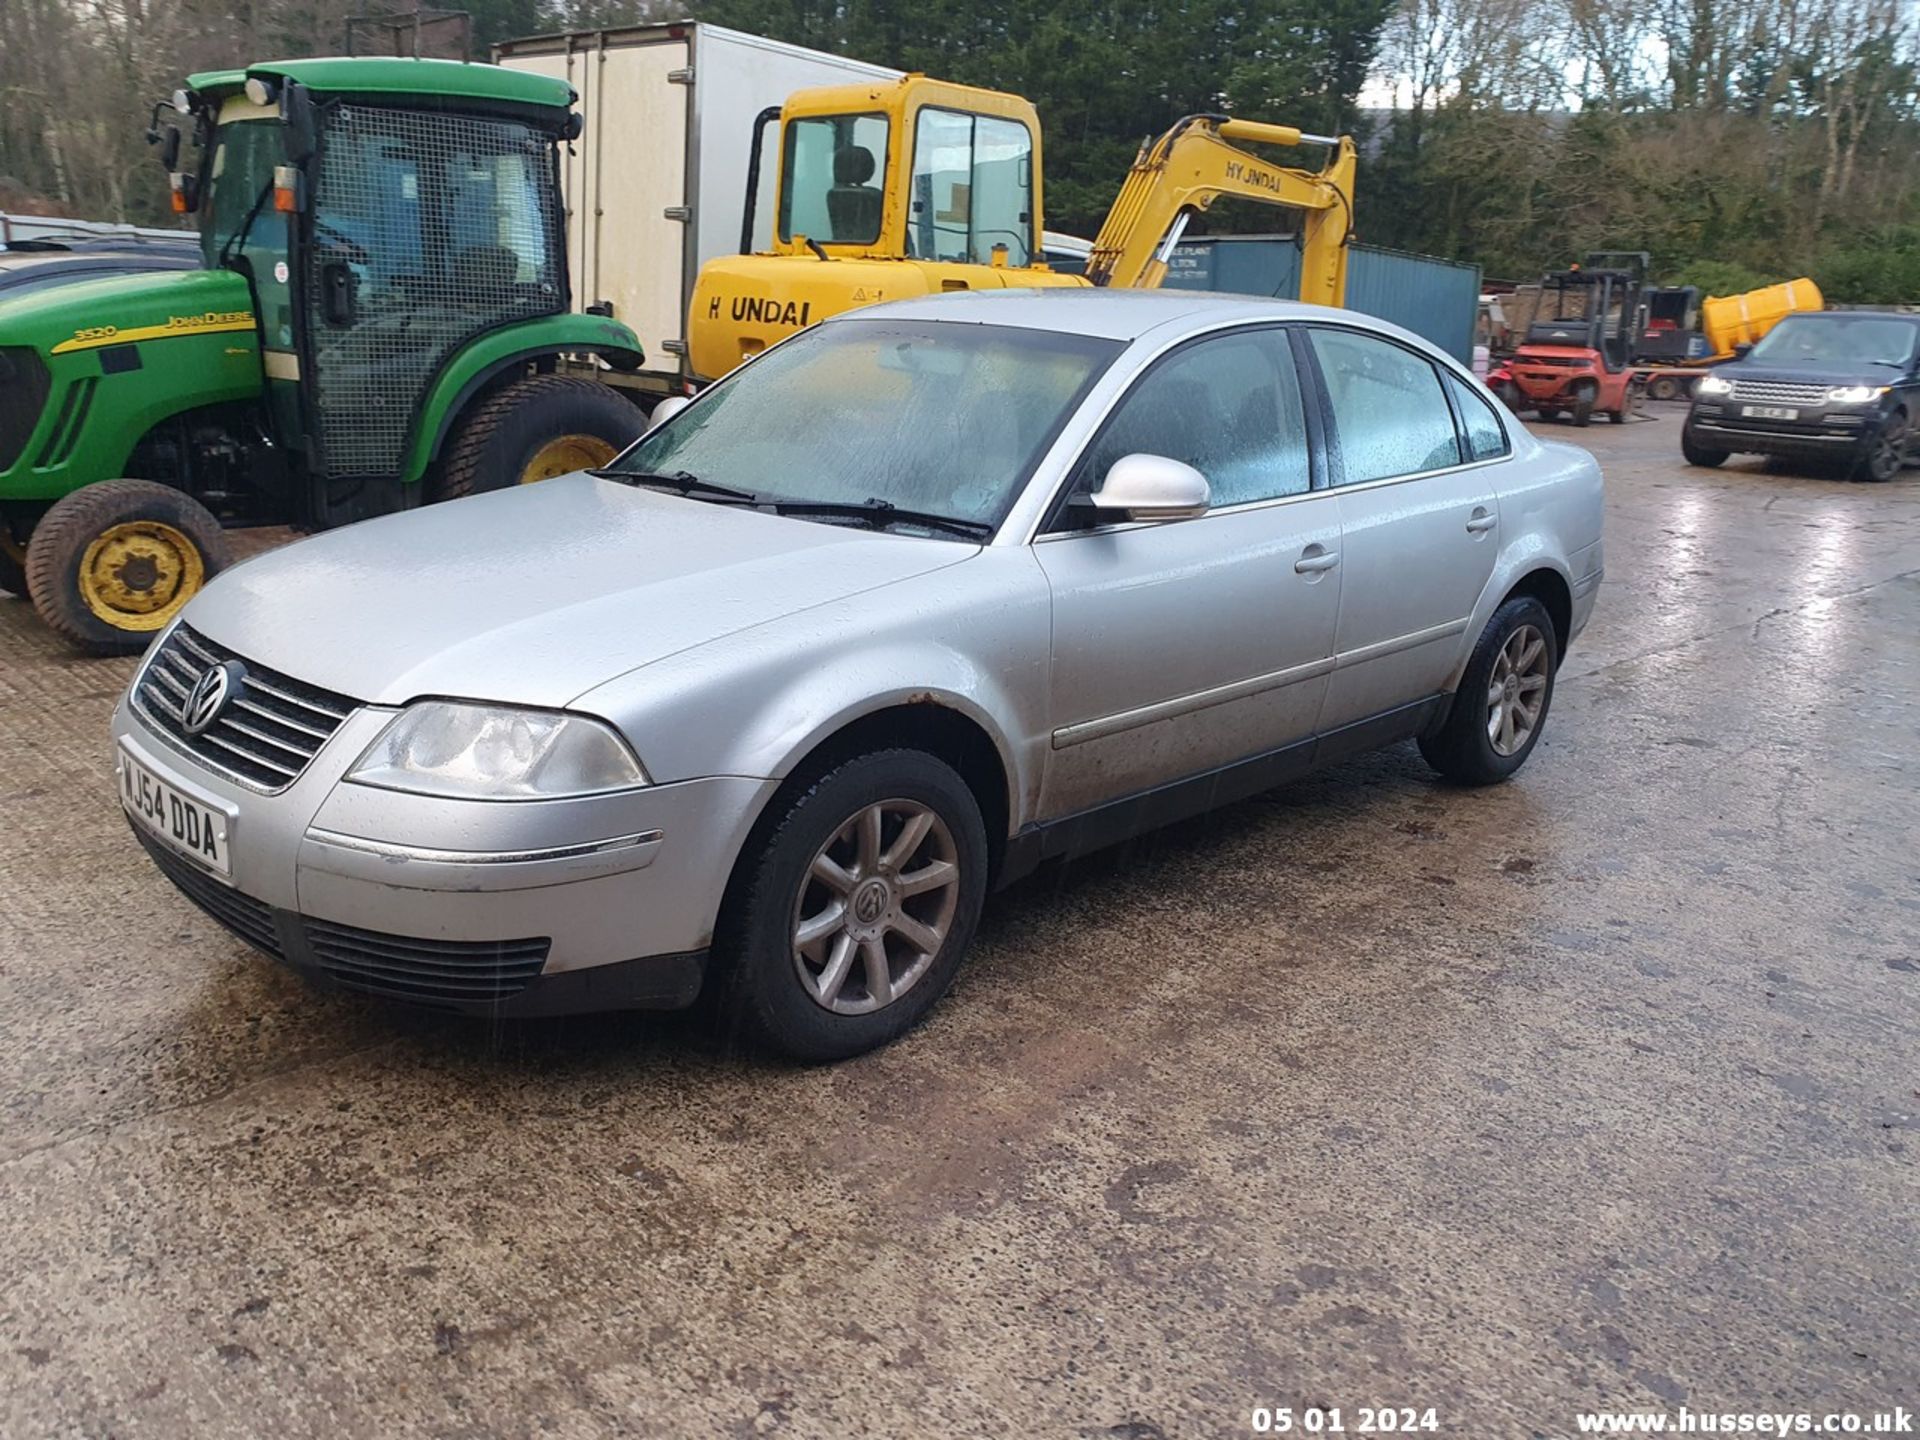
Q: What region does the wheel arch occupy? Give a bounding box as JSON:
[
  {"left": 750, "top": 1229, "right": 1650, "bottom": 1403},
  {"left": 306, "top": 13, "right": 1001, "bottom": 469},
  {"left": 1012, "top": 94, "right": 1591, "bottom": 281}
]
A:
[
  {"left": 1453, "top": 549, "right": 1576, "bottom": 691},
  {"left": 1502, "top": 566, "right": 1573, "bottom": 665},
  {"left": 398, "top": 315, "right": 646, "bottom": 486},
  {"left": 728, "top": 697, "right": 1019, "bottom": 890}
]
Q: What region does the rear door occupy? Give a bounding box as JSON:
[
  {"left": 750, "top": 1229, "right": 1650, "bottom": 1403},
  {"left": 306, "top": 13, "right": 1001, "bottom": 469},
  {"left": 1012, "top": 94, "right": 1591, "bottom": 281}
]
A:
[
  {"left": 1033, "top": 325, "right": 1342, "bottom": 820},
  {"left": 1302, "top": 325, "right": 1504, "bottom": 732}
]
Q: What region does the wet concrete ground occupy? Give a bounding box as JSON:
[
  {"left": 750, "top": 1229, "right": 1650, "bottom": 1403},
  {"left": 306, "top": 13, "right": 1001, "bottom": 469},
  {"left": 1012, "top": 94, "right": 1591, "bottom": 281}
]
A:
[{"left": 1, "top": 410, "right": 1915, "bottom": 1438}]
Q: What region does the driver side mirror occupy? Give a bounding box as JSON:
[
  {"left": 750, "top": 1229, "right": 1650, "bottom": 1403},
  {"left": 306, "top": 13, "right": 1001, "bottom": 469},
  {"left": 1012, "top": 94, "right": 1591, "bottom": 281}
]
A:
[
  {"left": 1085, "top": 453, "right": 1211, "bottom": 522},
  {"left": 647, "top": 395, "right": 692, "bottom": 428},
  {"left": 1732, "top": 342, "right": 1753, "bottom": 361}
]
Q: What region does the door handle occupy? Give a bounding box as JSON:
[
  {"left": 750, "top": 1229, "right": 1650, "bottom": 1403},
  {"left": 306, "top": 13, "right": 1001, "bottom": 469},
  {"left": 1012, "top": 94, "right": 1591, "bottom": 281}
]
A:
[
  {"left": 1294, "top": 546, "right": 1341, "bottom": 574},
  {"left": 1465, "top": 508, "right": 1498, "bottom": 534}
]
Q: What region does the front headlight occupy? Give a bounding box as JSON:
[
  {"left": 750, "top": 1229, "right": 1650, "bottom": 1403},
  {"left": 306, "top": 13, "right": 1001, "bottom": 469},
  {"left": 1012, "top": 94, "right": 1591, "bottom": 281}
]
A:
[
  {"left": 1696, "top": 375, "right": 1734, "bottom": 396},
  {"left": 1827, "top": 385, "right": 1885, "bottom": 405},
  {"left": 347, "top": 702, "right": 647, "bottom": 800}
]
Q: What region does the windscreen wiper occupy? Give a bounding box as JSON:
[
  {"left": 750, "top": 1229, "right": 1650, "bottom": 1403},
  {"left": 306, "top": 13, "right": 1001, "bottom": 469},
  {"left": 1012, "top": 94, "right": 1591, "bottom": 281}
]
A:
[
  {"left": 591, "top": 468, "right": 759, "bottom": 504},
  {"left": 771, "top": 497, "right": 993, "bottom": 540}
]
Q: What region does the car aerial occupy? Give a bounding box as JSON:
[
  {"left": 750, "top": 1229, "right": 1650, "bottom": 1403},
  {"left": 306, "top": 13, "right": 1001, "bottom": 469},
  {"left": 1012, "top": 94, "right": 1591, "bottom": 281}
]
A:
[
  {"left": 1682, "top": 309, "right": 1920, "bottom": 481},
  {"left": 113, "top": 290, "right": 1604, "bottom": 1062}
]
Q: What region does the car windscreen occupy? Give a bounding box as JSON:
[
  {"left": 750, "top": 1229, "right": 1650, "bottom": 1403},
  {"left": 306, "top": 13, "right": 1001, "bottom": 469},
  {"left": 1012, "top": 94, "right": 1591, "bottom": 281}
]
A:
[
  {"left": 611, "top": 320, "right": 1122, "bottom": 530},
  {"left": 1748, "top": 315, "right": 1920, "bottom": 369}
]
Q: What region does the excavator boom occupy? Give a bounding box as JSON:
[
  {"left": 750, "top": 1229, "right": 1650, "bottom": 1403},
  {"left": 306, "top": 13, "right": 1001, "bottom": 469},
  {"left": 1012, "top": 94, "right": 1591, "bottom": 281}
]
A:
[{"left": 1086, "top": 116, "right": 1357, "bottom": 303}]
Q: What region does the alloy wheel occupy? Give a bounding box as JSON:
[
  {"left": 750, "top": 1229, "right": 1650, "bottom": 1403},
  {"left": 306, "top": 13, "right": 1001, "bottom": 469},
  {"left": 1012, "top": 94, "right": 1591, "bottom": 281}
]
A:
[
  {"left": 791, "top": 798, "right": 961, "bottom": 1016},
  {"left": 1487, "top": 623, "right": 1549, "bottom": 757}
]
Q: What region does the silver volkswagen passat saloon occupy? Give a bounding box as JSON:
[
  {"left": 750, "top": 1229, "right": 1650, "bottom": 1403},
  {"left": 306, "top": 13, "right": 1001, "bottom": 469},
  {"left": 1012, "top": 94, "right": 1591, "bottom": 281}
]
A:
[{"left": 114, "top": 291, "right": 1604, "bottom": 1061}]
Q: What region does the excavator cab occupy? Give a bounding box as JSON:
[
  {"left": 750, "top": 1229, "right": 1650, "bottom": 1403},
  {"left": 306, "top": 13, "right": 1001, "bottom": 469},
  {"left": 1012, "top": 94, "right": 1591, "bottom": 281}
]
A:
[{"left": 688, "top": 75, "right": 1358, "bottom": 381}]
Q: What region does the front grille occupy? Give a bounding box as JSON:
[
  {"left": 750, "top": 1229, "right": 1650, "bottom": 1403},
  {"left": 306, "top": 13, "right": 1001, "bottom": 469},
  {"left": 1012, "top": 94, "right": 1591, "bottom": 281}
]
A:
[
  {"left": 135, "top": 828, "right": 283, "bottom": 959},
  {"left": 0, "top": 347, "right": 50, "bottom": 471},
  {"left": 134, "top": 626, "right": 358, "bottom": 791},
  {"left": 304, "top": 919, "right": 550, "bottom": 1005},
  {"left": 1729, "top": 379, "right": 1830, "bottom": 406}
]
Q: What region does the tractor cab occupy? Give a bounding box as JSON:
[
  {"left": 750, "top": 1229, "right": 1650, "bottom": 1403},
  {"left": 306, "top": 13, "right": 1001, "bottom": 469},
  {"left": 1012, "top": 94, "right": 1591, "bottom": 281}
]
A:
[{"left": 0, "top": 57, "right": 646, "bottom": 653}]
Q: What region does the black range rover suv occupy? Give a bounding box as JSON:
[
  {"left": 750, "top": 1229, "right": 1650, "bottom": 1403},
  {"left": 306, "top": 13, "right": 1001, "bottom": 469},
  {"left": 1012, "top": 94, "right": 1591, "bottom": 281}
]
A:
[{"left": 1682, "top": 311, "right": 1920, "bottom": 481}]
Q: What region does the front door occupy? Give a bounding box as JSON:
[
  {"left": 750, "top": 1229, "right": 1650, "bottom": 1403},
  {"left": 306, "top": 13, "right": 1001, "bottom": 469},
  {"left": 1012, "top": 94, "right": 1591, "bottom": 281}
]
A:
[
  {"left": 1302, "top": 327, "right": 1504, "bottom": 731},
  {"left": 303, "top": 103, "right": 567, "bottom": 479},
  {"left": 1034, "top": 326, "right": 1342, "bottom": 821}
]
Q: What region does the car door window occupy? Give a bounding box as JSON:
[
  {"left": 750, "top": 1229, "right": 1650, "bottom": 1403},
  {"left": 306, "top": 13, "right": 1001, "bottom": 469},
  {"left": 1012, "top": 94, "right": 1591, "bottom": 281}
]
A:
[
  {"left": 1445, "top": 372, "right": 1510, "bottom": 460},
  {"left": 1308, "top": 328, "right": 1463, "bottom": 484},
  {"left": 1065, "top": 328, "right": 1310, "bottom": 517}
]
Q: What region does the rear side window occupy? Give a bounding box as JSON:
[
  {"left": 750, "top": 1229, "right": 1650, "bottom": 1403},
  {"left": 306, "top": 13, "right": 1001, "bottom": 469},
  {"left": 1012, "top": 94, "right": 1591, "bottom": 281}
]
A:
[
  {"left": 1073, "top": 328, "right": 1311, "bottom": 510},
  {"left": 1308, "top": 328, "right": 1462, "bottom": 484},
  {"left": 1446, "top": 372, "right": 1510, "bottom": 460}
]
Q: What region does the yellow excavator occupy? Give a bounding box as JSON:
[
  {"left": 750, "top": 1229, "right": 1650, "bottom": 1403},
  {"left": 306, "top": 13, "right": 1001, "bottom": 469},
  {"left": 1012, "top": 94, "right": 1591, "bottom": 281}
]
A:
[{"left": 687, "top": 75, "right": 1358, "bottom": 380}]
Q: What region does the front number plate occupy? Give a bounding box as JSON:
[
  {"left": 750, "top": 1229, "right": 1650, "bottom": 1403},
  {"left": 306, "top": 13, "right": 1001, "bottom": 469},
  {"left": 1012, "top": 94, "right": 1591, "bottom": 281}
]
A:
[
  {"left": 1742, "top": 404, "right": 1798, "bottom": 420},
  {"left": 122, "top": 749, "right": 231, "bottom": 876}
]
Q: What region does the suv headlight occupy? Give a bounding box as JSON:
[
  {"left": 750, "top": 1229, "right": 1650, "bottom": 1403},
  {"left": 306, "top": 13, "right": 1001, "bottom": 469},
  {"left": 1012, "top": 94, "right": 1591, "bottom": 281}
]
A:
[
  {"left": 1827, "top": 384, "right": 1885, "bottom": 405},
  {"left": 1696, "top": 375, "right": 1734, "bottom": 396},
  {"left": 347, "top": 702, "right": 647, "bottom": 800}
]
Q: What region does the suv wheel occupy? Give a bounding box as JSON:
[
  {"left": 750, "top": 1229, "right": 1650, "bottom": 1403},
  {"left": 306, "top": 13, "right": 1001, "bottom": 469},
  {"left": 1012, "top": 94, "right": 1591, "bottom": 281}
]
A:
[
  {"left": 715, "top": 749, "right": 989, "bottom": 1062},
  {"left": 1419, "top": 596, "right": 1559, "bottom": 785},
  {"left": 1857, "top": 409, "right": 1908, "bottom": 483},
  {"left": 1681, "top": 422, "right": 1730, "bottom": 468}
]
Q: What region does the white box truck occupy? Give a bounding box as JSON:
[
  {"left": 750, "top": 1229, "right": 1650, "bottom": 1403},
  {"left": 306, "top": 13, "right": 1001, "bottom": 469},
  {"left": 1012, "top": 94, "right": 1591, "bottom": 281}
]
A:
[{"left": 493, "top": 22, "right": 900, "bottom": 396}]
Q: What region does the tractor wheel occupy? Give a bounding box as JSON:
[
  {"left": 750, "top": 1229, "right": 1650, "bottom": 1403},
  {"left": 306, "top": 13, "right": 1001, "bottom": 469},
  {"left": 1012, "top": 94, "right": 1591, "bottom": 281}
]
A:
[
  {"left": 432, "top": 375, "right": 646, "bottom": 502},
  {"left": 1646, "top": 375, "right": 1681, "bottom": 402},
  {"left": 24, "top": 481, "right": 230, "bottom": 655},
  {"left": 1570, "top": 388, "right": 1596, "bottom": 427}
]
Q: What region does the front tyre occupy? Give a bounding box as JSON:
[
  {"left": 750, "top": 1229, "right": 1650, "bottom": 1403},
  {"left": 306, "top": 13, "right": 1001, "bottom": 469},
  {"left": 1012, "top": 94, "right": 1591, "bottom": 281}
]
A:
[
  {"left": 715, "top": 749, "right": 989, "bottom": 1062},
  {"left": 24, "top": 481, "right": 229, "bottom": 654},
  {"left": 1419, "top": 596, "right": 1559, "bottom": 785},
  {"left": 1681, "top": 422, "right": 1730, "bottom": 468},
  {"left": 430, "top": 375, "right": 646, "bottom": 502},
  {"left": 1856, "top": 409, "right": 1908, "bottom": 483}
]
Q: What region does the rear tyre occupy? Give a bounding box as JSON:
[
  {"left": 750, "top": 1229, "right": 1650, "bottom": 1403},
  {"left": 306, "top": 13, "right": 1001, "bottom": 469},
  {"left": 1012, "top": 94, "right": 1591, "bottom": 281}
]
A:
[
  {"left": 24, "top": 481, "right": 230, "bottom": 655},
  {"left": 1419, "top": 595, "right": 1558, "bottom": 786},
  {"left": 1646, "top": 375, "right": 1681, "bottom": 402},
  {"left": 712, "top": 748, "right": 989, "bottom": 1063},
  {"left": 1537, "top": 406, "right": 1563, "bottom": 422},
  {"left": 1681, "top": 423, "right": 1730, "bottom": 468},
  {"left": 431, "top": 375, "right": 645, "bottom": 502}
]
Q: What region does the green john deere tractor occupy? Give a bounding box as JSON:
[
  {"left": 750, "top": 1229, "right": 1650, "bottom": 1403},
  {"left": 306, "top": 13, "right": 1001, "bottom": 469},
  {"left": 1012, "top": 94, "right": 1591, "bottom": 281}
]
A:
[{"left": 0, "top": 57, "right": 647, "bottom": 652}]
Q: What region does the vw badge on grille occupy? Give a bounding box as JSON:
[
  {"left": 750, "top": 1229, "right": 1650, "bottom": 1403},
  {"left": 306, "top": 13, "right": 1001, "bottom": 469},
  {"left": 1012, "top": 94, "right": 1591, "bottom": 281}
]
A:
[{"left": 182, "top": 659, "right": 245, "bottom": 736}]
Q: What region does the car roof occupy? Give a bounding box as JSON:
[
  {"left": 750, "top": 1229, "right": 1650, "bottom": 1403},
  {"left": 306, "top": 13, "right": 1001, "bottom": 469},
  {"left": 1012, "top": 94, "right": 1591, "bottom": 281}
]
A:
[{"left": 830, "top": 288, "right": 1340, "bottom": 342}]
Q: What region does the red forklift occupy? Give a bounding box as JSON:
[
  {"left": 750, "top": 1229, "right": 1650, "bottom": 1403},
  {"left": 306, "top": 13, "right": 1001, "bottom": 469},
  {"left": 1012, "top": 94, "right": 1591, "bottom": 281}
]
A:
[{"left": 1505, "top": 253, "right": 1647, "bottom": 426}]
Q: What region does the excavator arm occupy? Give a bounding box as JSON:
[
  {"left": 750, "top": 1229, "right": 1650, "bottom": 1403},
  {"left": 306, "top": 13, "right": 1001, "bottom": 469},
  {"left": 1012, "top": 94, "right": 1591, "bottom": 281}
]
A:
[{"left": 1085, "top": 116, "right": 1358, "bottom": 304}]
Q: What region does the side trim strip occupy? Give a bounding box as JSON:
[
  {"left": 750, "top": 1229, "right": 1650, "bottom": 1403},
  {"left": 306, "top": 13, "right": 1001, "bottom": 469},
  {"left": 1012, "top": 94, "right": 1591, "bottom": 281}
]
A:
[
  {"left": 1333, "top": 617, "right": 1468, "bottom": 668},
  {"left": 304, "top": 828, "right": 663, "bottom": 866},
  {"left": 1052, "top": 655, "right": 1334, "bottom": 749},
  {"left": 1050, "top": 618, "right": 1468, "bottom": 749}
]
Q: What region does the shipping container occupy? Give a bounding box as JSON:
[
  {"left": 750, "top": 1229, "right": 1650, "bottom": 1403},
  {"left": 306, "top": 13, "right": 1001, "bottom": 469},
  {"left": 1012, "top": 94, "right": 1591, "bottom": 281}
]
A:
[
  {"left": 1164, "top": 235, "right": 1482, "bottom": 363},
  {"left": 494, "top": 23, "right": 900, "bottom": 394}
]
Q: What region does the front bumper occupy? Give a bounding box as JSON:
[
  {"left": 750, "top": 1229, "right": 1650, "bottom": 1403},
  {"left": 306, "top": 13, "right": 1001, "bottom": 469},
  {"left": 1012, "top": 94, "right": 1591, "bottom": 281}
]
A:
[
  {"left": 1687, "top": 402, "right": 1876, "bottom": 457},
  {"left": 113, "top": 685, "right": 778, "bottom": 1016}
]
